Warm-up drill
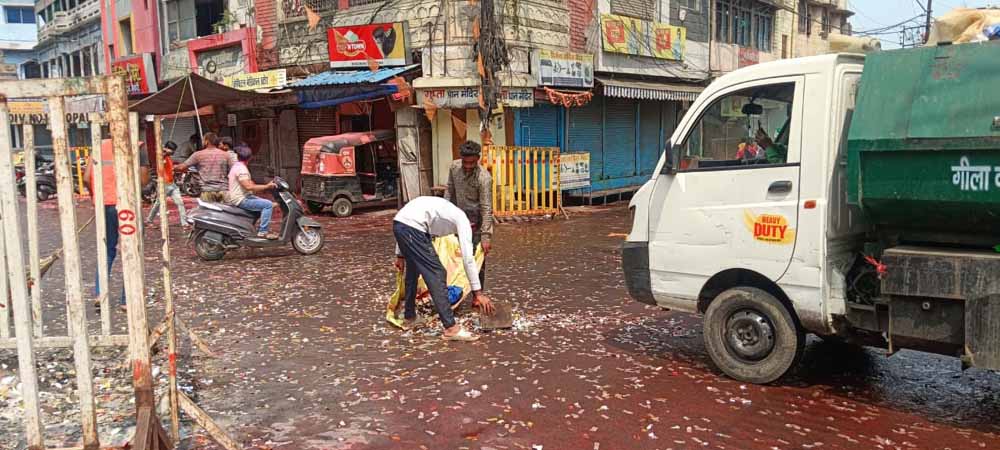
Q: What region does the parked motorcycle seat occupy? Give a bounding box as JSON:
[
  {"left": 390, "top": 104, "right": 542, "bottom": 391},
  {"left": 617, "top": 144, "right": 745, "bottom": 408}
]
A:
[{"left": 198, "top": 200, "right": 260, "bottom": 220}]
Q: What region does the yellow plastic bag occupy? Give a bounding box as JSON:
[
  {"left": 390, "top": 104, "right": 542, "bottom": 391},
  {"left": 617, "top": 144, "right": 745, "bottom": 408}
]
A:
[{"left": 386, "top": 235, "right": 485, "bottom": 328}]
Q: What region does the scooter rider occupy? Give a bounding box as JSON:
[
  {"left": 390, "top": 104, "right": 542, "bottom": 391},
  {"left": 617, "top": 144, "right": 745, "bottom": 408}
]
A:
[{"left": 228, "top": 145, "right": 278, "bottom": 239}]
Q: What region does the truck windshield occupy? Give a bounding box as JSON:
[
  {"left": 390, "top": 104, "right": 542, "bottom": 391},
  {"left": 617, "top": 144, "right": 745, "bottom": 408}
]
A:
[{"left": 682, "top": 82, "right": 794, "bottom": 169}]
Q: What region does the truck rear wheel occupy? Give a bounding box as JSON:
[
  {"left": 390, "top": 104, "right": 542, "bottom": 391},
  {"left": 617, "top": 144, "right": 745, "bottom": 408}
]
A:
[{"left": 703, "top": 287, "right": 803, "bottom": 384}]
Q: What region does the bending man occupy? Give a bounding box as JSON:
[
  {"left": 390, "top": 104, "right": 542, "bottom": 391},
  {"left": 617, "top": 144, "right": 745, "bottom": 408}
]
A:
[{"left": 393, "top": 196, "right": 494, "bottom": 341}]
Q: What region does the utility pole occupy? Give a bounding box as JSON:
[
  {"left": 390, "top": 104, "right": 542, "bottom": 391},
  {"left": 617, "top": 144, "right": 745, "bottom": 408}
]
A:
[{"left": 924, "top": 0, "right": 933, "bottom": 43}]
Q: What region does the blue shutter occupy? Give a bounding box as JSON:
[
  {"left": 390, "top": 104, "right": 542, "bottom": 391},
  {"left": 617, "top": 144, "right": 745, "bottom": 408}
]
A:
[
  {"left": 604, "top": 97, "right": 637, "bottom": 179},
  {"left": 515, "top": 104, "right": 562, "bottom": 148},
  {"left": 567, "top": 97, "right": 603, "bottom": 181},
  {"left": 638, "top": 100, "right": 662, "bottom": 176}
]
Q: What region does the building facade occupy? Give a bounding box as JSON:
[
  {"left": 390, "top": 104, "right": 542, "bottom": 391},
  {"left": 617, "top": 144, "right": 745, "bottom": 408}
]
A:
[
  {"left": 711, "top": 0, "right": 853, "bottom": 74},
  {"left": 1, "top": 0, "right": 40, "bottom": 79},
  {"left": 34, "top": 0, "right": 103, "bottom": 77}
]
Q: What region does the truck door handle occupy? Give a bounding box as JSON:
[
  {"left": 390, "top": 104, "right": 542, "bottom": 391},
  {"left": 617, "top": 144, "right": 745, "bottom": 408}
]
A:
[{"left": 768, "top": 180, "right": 793, "bottom": 194}]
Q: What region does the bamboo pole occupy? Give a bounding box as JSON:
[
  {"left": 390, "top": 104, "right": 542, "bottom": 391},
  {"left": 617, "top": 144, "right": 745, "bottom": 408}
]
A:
[
  {"left": 88, "top": 114, "right": 111, "bottom": 334},
  {"left": 153, "top": 117, "right": 182, "bottom": 440},
  {"left": 178, "top": 392, "right": 242, "bottom": 450},
  {"left": 0, "top": 334, "right": 130, "bottom": 349},
  {"left": 129, "top": 112, "right": 144, "bottom": 253},
  {"left": 49, "top": 97, "right": 100, "bottom": 449},
  {"left": 23, "top": 125, "right": 43, "bottom": 337},
  {"left": 107, "top": 76, "right": 161, "bottom": 441},
  {"left": 0, "top": 97, "right": 44, "bottom": 450},
  {"left": 0, "top": 182, "right": 9, "bottom": 340}
]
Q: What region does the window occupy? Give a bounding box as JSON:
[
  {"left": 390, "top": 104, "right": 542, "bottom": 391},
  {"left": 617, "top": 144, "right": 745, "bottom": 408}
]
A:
[
  {"left": 797, "top": 0, "right": 808, "bottom": 34},
  {"left": 821, "top": 8, "right": 831, "bottom": 35},
  {"left": 5, "top": 6, "right": 36, "bottom": 24},
  {"left": 195, "top": 0, "right": 224, "bottom": 37},
  {"left": 715, "top": 1, "right": 774, "bottom": 52},
  {"left": 611, "top": 0, "right": 655, "bottom": 21},
  {"left": 678, "top": 0, "right": 700, "bottom": 11},
  {"left": 119, "top": 18, "right": 134, "bottom": 55},
  {"left": 681, "top": 82, "right": 795, "bottom": 170}
]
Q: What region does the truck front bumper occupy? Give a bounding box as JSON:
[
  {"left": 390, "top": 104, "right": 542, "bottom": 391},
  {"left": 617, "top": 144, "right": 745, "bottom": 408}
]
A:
[{"left": 622, "top": 241, "right": 655, "bottom": 306}]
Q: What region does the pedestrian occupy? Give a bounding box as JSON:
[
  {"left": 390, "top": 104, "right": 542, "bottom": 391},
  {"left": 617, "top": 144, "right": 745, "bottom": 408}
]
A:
[
  {"left": 393, "top": 196, "right": 495, "bottom": 341},
  {"left": 227, "top": 145, "right": 278, "bottom": 239},
  {"left": 219, "top": 136, "right": 238, "bottom": 164},
  {"left": 84, "top": 138, "right": 150, "bottom": 310},
  {"left": 446, "top": 140, "right": 494, "bottom": 297},
  {"left": 145, "top": 141, "right": 188, "bottom": 229},
  {"left": 172, "top": 133, "right": 199, "bottom": 163},
  {"left": 174, "top": 132, "right": 231, "bottom": 202}
]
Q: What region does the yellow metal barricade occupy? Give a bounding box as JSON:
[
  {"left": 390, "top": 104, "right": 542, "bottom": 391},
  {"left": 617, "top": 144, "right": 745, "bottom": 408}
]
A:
[
  {"left": 71, "top": 146, "right": 90, "bottom": 196},
  {"left": 482, "top": 146, "right": 561, "bottom": 219}
]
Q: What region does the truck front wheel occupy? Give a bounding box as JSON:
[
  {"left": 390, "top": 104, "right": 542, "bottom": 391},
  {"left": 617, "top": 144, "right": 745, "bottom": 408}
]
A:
[{"left": 703, "top": 287, "right": 804, "bottom": 384}]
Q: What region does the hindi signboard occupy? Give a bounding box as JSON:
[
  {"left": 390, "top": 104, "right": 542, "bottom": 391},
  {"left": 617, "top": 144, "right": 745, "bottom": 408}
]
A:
[
  {"left": 601, "top": 14, "right": 686, "bottom": 61},
  {"left": 417, "top": 87, "right": 534, "bottom": 109},
  {"left": 534, "top": 50, "right": 594, "bottom": 88},
  {"left": 560, "top": 152, "right": 591, "bottom": 190},
  {"left": 223, "top": 69, "right": 288, "bottom": 91},
  {"left": 327, "top": 23, "right": 409, "bottom": 69},
  {"left": 112, "top": 53, "right": 158, "bottom": 96}
]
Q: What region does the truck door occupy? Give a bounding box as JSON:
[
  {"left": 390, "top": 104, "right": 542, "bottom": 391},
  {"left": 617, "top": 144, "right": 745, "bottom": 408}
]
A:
[{"left": 647, "top": 77, "right": 804, "bottom": 300}]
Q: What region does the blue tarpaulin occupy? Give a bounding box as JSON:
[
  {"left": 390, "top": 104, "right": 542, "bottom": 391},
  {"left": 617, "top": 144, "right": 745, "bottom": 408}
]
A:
[{"left": 291, "top": 65, "right": 419, "bottom": 109}]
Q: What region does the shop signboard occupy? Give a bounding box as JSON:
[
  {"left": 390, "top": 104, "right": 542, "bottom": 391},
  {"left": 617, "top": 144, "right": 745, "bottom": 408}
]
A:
[
  {"left": 196, "top": 45, "right": 246, "bottom": 83},
  {"left": 327, "top": 22, "right": 409, "bottom": 68},
  {"left": 224, "top": 69, "right": 288, "bottom": 91},
  {"left": 601, "top": 14, "right": 686, "bottom": 61},
  {"left": 112, "top": 53, "right": 158, "bottom": 96},
  {"left": 7, "top": 99, "right": 98, "bottom": 125},
  {"left": 560, "top": 152, "right": 591, "bottom": 190},
  {"left": 417, "top": 87, "right": 534, "bottom": 109},
  {"left": 533, "top": 50, "right": 594, "bottom": 88}
]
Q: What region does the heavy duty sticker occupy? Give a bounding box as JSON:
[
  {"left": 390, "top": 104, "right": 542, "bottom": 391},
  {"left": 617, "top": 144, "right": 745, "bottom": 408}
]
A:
[{"left": 744, "top": 211, "right": 795, "bottom": 244}]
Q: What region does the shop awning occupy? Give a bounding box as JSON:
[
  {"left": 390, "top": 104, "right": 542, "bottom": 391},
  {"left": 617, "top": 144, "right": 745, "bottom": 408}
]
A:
[
  {"left": 597, "top": 77, "right": 704, "bottom": 102},
  {"left": 129, "top": 73, "right": 277, "bottom": 115},
  {"left": 291, "top": 65, "right": 419, "bottom": 109}
]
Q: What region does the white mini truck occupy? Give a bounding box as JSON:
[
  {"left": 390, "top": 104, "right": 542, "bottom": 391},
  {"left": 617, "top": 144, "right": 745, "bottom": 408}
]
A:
[{"left": 623, "top": 46, "right": 1000, "bottom": 384}]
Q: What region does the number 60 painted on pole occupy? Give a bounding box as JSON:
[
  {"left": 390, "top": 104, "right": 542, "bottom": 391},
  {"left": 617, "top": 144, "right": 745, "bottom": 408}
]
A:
[{"left": 118, "top": 209, "right": 137, "bottom": 236}]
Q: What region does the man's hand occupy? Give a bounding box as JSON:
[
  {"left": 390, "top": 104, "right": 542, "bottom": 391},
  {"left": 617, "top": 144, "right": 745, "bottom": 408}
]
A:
[
  {"left": 481, "top": 241, "right": 492, "bottom": 256},
  {"left": 394, "top": 256, "right": 405, "bottom": 272},
  {"left": 473, "top": 292, "right": 495, "bottom": 316}
]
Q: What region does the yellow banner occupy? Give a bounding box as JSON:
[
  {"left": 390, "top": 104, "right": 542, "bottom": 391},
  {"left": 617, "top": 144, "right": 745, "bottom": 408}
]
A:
[
  {"left": 223, "top": 69, "right": 288, "bottom": 91},
  {"left": 601, "top": 14, "right": 686, "bottom": 61}
]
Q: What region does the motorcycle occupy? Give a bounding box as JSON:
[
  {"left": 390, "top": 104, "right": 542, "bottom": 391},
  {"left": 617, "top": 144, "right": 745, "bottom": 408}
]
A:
[
  {"left": 176, "top": 167, "right": 202, "bottom": 197},
  {"left": 187, "top": 177, "right": 324, "bottom": 261},
  {"left": 17, "top": 158, "right": 85, "bottom": 201}
]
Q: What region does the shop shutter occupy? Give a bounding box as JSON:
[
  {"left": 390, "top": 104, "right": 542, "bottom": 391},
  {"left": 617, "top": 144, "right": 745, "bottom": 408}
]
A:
[
  {"left": 603, "top": 97, "right": 637, "bottom": 179},
  {"left": 567, "top": 97, "right": 603, "bottom": 181},
  {"left": 515, "top": 104, "right": 562, "bottom": 148},
  {"left": 296, "top": 108, "right": 339, "bottom": 150},
  {"left": 638, "top": 100, "right": 662, "bottom": 176},
  {"left": 160, "top": 117, "right": 197, "bottom": 146}
]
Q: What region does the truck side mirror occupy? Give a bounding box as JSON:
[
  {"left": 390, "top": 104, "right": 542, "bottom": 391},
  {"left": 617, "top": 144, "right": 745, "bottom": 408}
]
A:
[{"left": 662, "top": 144, "right": 680, "bottom": 175}]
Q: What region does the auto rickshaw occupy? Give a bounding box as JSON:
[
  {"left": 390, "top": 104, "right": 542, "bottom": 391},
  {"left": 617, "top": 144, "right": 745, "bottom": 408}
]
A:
[{"left": 299, "top": 130, "right": 398, "bottom": 217}]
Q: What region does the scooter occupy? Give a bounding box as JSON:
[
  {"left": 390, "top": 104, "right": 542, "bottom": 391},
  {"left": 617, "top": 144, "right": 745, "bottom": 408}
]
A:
[{"left": 187, "top": 177, "right": 324, "bottom": 261}]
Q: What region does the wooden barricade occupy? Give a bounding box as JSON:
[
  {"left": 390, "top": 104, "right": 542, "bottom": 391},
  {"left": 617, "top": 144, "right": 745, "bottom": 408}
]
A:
[
  {"left": 481, "top": 146, "right": 562, "bottom": 220},
  {"left": 0, "top": 76, "right": 240, "bottom": 450}
]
